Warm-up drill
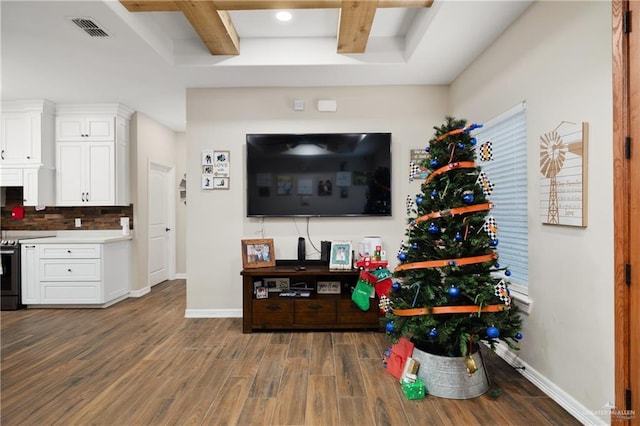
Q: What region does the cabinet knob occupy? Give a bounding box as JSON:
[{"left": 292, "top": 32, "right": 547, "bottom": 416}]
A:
[
  {"left": 67, "top": 250, "right": 71, "bottom": 253},
  {"left": 265, "top": 304, "right": 282, "bottom": 311},
  {"left": 1, "top": 150, "right": 4, "bottom": 160},
  {"left": 67, "top": 269, "right": 72, "bottom": 272},
  {"left": 308, "top": 304, "right": 323, "bottom": 310},
  {"left": 86, "top": 193, "right": 89, "bottom": 201},
  {"left": 26, "top": 156, "right": 30, "bottom": 159}
]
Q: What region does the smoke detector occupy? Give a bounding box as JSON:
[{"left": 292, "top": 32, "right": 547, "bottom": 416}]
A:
[{"left": 70, "top": 17, "right": 109, "bottom": 37}]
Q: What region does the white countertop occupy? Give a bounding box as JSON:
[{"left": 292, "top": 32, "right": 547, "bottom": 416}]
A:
[{"left": 14, "top": 230, "right": 133, "bottom": 244}]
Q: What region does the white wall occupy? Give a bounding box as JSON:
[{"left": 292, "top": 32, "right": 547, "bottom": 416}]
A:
[
  {"left": 175, "top": 132, "right": 187, "bottom": 276},
  {"left": 450, "top": 1, "right": 614, "bottom": 419},
  {"left": 130, "top": 112, "right": 179, "bottom": 291},
  {"left": 185, "top": 86, "right": 448, "bottom": 313}
]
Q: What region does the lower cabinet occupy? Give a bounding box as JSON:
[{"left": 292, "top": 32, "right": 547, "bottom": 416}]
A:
[
  {"left": 21, "top": 241, "right": 130, "bottom": 306},
  {"left": 242, "top": 266, "right": 380, "bottom": 333}
]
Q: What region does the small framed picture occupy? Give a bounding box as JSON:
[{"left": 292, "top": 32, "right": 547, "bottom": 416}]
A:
[
  {"left": 202, "top": 174, "right": 214, "bottom": 190},
  {"left": 241, "top": 238, "right": 276, "bottom": 269},
  {"left": 264, "top": 277, "right": 290, "bottom": 292},
  {"left": 213, "top": 177, "right": 229, "bottom": 190},
  {"left": 203, "top": 165, "right": 213, "bottom": 174},
  {"left": 329, "top": 241, "right": 353, "bottom": 271},
  {"left": 256, "top": 287, "right": 268, "bottom": 299},
  {"left": 202, "top": 150, "right": 213, "bottom": 165},
  {"left": 317, "top": 281, "right": 341, "bottom": 294}
]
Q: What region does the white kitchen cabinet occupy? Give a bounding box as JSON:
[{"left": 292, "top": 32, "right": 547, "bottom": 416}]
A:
[
  {"left": 21, "top": 244, "right": 40, "bottom": 304},
  {"left": 55, "top": 104, "right": 132, "bottom": 206},
  {"left": 0, "top": 100, "right": 55, "bottom": 167},
  {"left": 56, "top": 141, "right": 115, "bottom": 206},
  {"left": 21, "top": 241, "right": 130, "bottom": 306},
  {"left": 22, "top": 167, "right": 55, "bottom": 206},
  {"left": 55, "top": 115, "right": 115, "bottom": 142}
]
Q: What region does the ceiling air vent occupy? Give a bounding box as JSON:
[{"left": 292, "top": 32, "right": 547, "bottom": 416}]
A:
[{"left": 70, "top": 18, "right": 109, "bottom": 37}]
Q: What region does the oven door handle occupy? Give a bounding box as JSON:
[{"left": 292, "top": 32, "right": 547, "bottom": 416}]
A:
[{"left": 0, "top": 250, "right": 16, "bottom": 254}]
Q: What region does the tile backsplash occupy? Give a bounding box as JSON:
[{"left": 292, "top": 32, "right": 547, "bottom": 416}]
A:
[{"left": 1, "top": 187, "right": 133, "bottom": 231}]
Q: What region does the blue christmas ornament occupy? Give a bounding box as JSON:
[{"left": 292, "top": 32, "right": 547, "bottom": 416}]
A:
[
  {"left": 515, "top": 332, "right": 523, "bottom": 340},
  {"left": 428, "top": 328, "right": 438, "bottom": 338},
  {"left": 455, "top": 232, "right": 463, "bottom": 242},
  {"left": 458, "top": 143, "right": 465, "bottom": 149},
  {"left": 392, "top": 281, "right": 401, "bottom": 292},
  {"left": 470, "top": 137, "right": 478, "bottom": 146},
  {"left": 385, "top": 322, "right": 395, "bottom": 333},
  {"left": 416, "top": 196, "right": 424, "bottom": 205},
  {"left": 505, "top": 270, "right": 512, "bottom": 277},
  {"left": 486, "top": 326, "right": 500, "bottom": 339},
  {"left": 431, "top": 190, "right": 438, "bottom": 198},
  {"left": 494, "top": 262, "right": 501, "bottom": 268},
  {"left": 448, "top": 286, "right": 460, "bottom": 298},
  {"left": 428, "top": 223, "right": 439, "bottom": 234},
  {"left": 398, "top": 252, "right": 407, "bottom": 261},
  {"left": 430, "top": 158, "right": 439, "bottom": 168},
  {"left": 489, "top": 238, "right": 499, "bottom": 247},
  {"left": 412, "top": 243, "right": 419, "bottom": 250},
  {"left": 425, "top": 146, "right": 430, "bottom": 153},
  {"left": 462, "top": 191, "right": 474, "bottom": 204}
]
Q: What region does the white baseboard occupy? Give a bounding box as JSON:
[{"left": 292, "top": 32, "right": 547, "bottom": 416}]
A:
[
  {"left": 492, "top": 343, "right": 608, "bottom": 425},
  {"left": 175, "top": 273, "right": 187, "bottom": 279},
  {"left": 184, "top": 309, "right": 243, "bottom": 318},
  {"left": 128, "top": 287, "right": 150, "bottom": 298}
]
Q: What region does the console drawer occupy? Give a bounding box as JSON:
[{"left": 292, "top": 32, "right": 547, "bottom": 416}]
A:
[
  {"left": 252, "top": 299, "right": 293, "bottom": 327},
  {"left": 295, "top": 299, "right": 336, "bottom": 324},
  {"left": 337, "top": 299, "right": 379, "bottom": 325}
]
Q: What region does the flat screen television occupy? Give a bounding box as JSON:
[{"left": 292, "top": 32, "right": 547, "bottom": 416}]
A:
[{"left": 246, "top": 132, "right": 391, "bottom": 217}]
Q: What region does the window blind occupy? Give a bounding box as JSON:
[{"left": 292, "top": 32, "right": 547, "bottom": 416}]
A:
[{"left": 474, "top": 102, "right": 528, "bottom": 289}]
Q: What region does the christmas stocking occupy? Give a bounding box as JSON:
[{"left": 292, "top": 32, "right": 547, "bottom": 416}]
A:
[{"left": 352, "top": 278, "right": 372, "bottom": 311}]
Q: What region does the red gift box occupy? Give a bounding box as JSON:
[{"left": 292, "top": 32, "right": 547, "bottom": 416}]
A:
[{"left": 383, "top": 337, "right": 415, "bottom": 379}]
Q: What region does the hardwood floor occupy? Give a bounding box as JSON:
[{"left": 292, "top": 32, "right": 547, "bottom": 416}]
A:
[{"left": 1, "top": 280, "right": 579, "bottom": 425}]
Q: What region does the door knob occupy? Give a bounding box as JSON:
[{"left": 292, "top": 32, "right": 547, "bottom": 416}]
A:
[{"left": 165, "top": 228, "right": 171, "bottom": 232}]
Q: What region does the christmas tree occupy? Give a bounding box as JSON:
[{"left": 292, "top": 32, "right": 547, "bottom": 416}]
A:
[{"left": 383, "top": 117, "right": 522, "bottom": 358}]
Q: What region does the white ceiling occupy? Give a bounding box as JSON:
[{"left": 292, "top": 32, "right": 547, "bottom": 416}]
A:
[{"left": 1, "top": 1, "right": 533, "bottom": 131}]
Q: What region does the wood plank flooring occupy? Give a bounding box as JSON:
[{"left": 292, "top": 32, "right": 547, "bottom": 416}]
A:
[{"left": 1, "top": 279, "right": 580, "bottom": 425}]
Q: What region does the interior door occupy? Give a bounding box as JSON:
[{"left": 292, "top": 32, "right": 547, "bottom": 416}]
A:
[{"left": 148, "top": 162, "right": 172, "bottom": 287}]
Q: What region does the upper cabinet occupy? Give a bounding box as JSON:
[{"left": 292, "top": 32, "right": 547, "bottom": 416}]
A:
[
  {"left": 55, "top": 104, "right": 133, "bottom": 206},
  {"left": 56, "top": 115, "right": 115, "bottom": 142},
  {"left": 1, "top": 100, "right": 55, "bottom": 167}
]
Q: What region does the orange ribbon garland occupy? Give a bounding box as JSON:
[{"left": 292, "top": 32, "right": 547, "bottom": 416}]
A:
[
  {"left": 425, "top": 161, "right": 477, "bottom": 185},
  {"left": 394, "top": 252, "right": 497, "bottom": 272},
  {"left": 413, "top": 202, "right": 493, "bottom": 224},
  {"left": 392, "top": 304, "right": 507, "bottom": 316}
]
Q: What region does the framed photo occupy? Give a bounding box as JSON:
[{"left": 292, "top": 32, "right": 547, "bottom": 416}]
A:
[
  {"left": 202, "top": 174, "right": 214, "bottom": 190},
  {"left": 256, "top": 286, "right": 268, "bottom": 299},
  {"left": 213, "top": 177, "right": 229, "bottom": 190},
  {"left": 202, "top": 150, "right": 213, "bottom": 165},
  {"left": 241, "top": 238, "right": 276, "bottom": 269},
  {"left": 213, "top": 151, "right": 230, "bottom": 177},
  {"left": 329, "top": 240, "right": 353, "bottom": 270},
  {"left": 317, "top": 281, "right": 341, "bottom": 294},
  {"left": 264, "top": 277, "right": 290, "bottom": 292}
]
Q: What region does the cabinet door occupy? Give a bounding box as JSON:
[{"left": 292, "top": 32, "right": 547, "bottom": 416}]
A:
[
  {"left": 85, "top": 142, "right": 114, "bottom": 205},
  {"left": 1, "top": 113, "right": 27, "bottom": 163},
  {"left": 56, "top": 142, "right": 84, "bottom": 205},
  {"left": 56, "top": 116, "right": 85, "bottom": 141},
  {"left": 84, "top": 116, "right": 115, "bottom": 141},
  {"left": 21, "top": 245, "right": 39, "bottom": 304}
]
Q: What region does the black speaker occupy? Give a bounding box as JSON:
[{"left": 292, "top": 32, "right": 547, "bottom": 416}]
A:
[
  {"left": 321, "top": 241, "right": 331, "bottom": 263},
  {"left": 297, "top": 237, "right": 306, "bottom": 261}
]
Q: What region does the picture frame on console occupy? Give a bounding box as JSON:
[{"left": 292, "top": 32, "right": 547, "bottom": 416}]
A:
[
  {"left": 329, "top": 241, "right": 353, "bottom": 271},
  {"left": 241, "top": 238, "right": 276, "bottom": 269}
]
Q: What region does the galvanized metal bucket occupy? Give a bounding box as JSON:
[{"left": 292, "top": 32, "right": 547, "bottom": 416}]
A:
[{"left": 411, "top": 347, "right": 489, "bottom": 399}]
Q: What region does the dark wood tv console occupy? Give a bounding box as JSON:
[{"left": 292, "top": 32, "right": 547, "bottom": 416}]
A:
[{"left": 241, "top": 265, "right": 380, "bottom": 333}]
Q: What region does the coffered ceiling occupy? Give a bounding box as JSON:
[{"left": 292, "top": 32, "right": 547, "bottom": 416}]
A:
[{"left": 1, "top": 1, "right": 533, "bottom": 131}]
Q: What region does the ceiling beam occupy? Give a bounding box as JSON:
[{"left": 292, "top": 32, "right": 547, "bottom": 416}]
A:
[
  {"left": 177, "top": 1, "right": 240, "bottom": 55},
  {"left": 120, "top": 0, "right": 432, "bottom": 12},
  {"left": 337, "top": 0, "right": 378, "bottom": 54}
]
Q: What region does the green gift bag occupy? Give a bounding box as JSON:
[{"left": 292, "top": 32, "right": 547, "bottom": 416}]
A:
[{"left": 352, "top": 278, "right": 372, "bottom": 311}]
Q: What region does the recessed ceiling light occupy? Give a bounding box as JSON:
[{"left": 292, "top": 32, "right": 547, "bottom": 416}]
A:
[{"left": 276, "top": 11, "right": 292, "bottom": 22}]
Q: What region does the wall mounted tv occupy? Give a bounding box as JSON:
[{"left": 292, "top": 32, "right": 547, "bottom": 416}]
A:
[{"left": 246, "top": 132, "right": 391, "bottom": 217}]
